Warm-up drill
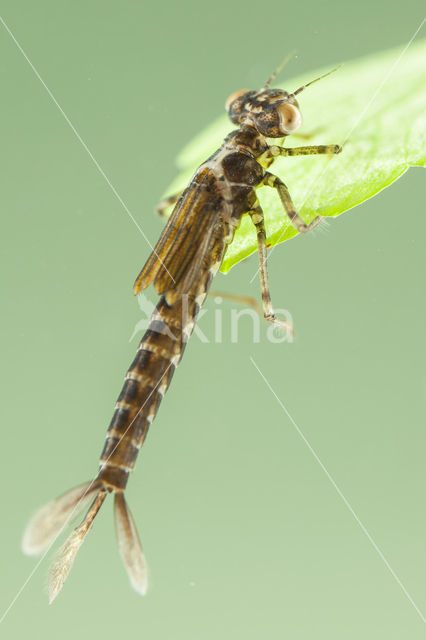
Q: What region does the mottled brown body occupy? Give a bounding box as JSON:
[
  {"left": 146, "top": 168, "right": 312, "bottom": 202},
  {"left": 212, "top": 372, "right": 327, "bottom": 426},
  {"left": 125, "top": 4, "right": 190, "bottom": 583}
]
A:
[
  {"left": 98, "top": 131, "right": 268, "bottom": 491},
  {"left": 23, "top": 67, "right": 342, "bottom": 600}
]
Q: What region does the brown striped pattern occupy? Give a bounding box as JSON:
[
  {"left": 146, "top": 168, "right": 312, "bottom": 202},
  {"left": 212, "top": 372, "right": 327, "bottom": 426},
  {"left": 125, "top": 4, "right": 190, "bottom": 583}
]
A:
[{"left": 97, "top": 227, "right": 225, "bottom": 491}]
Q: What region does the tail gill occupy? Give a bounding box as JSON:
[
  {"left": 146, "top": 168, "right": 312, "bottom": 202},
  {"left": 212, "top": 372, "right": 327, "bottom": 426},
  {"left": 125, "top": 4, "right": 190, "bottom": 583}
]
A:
[{"left": 22, "top": 480, "right": 147, "bottom": 602}]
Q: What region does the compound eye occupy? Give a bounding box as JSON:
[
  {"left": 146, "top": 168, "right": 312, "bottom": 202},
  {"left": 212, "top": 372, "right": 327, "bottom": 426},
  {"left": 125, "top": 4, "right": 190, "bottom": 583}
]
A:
[
  {"left": 277, "top": 102, "right": 302, "bottom": 134},
  {"left": 225, "top": 89, "right": 249, "bottom": 111}
]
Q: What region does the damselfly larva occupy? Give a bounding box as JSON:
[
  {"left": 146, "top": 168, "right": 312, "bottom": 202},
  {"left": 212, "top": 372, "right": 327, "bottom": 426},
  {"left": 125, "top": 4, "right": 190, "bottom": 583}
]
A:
[{"left": 23, "top": 63, "right": 341, "bottom": 601}]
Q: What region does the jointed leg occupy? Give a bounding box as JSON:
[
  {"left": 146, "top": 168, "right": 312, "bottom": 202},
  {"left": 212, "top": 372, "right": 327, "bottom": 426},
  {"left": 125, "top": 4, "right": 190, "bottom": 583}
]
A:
[
  {"left": 262, "top": 172, "right": 322, "bottom": 233},
  {"left": 156, "top": 190, "right": 184, "bottom": 218},
  {"left": 249, "top": 205, "right": 293, "bottom": 335},
  {"left": 260, "top": 143, "right": 341, "bottom": 164},
  {"left": 209, "top": 290, "right": 263, "bottom": 316}
]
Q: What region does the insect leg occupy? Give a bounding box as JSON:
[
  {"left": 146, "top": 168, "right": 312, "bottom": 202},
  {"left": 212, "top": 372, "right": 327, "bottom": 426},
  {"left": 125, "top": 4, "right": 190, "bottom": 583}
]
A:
[
  {"left": 262, "top": 172, "right": 322, "bottom": 233},
  {"left": 249, "top": 205, "right": 293, "bottom": 334},
  {"left": 209, "top": 290, "right": 264, "bottom": 317},
  {"left": 156, "top": 190, "right": 184, "bottom": 218},
  {"left": 262, "top": 144, "right": 341, "bottom": 163}
]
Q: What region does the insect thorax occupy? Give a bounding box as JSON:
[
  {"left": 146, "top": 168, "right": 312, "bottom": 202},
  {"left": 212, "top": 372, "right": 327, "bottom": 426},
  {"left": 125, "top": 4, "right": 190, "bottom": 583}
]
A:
[
  {"left": 223, "top": 125, "right": 269, "bottom": 159},
  {"left": 197, "top": 125, "right": 268, "bottom": 220}
]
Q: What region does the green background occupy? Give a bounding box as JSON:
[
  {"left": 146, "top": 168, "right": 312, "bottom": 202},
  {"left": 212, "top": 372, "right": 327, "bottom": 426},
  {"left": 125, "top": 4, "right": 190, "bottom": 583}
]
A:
[{"left": 0, "top": 1, "right": 424, "bottom": 638}]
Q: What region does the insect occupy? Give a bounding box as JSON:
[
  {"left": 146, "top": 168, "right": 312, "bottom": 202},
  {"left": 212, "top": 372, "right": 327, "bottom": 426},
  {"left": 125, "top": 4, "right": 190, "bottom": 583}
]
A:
[{"left": 22, "top": 63, "right": 342, "bottom": 602}]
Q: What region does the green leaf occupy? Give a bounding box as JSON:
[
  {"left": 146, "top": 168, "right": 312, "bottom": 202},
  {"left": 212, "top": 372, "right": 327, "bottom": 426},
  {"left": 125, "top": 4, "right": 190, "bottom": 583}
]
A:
[{"left": 165, "top": 40, "right": 426, "bottom": 273}]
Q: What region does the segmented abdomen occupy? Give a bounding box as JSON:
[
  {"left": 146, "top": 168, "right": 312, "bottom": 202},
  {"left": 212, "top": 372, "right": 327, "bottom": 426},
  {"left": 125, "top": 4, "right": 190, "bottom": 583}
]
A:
[{"left": 97, "top": 235, "right": 225, "bottom": 491}]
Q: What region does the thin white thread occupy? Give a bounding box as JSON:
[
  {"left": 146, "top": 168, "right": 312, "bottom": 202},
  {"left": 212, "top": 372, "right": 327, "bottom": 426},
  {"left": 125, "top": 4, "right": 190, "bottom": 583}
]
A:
[
  {"left": 249, "top": 17, "right": 426, "bottom": 284},
  {"left": 250, "top": 356, "right": 425, "bottom": 624},
  {"left": 0, "top": 14, "right": 175, "bottom": 284}
]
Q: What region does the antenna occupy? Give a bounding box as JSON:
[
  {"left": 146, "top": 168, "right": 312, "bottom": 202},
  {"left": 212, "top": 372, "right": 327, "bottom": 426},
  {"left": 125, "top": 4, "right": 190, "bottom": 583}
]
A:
[
  {"left": 263, "top": 50, "right": 296, "bottom": 90},
  {"left": 291, "top": 65, "right": 342, "bottom": 97}
]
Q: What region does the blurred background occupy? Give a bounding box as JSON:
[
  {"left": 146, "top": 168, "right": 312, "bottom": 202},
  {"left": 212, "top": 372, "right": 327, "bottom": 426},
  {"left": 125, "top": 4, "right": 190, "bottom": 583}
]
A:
[{"left": 0, "top": 1, "right": 424, "bottom": 638}]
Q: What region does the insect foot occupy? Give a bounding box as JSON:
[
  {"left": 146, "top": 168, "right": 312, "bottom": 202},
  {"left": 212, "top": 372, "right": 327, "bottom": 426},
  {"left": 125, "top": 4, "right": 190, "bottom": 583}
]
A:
[{"left": 264, "top": 314, "right": 294, "bottom": 338}]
